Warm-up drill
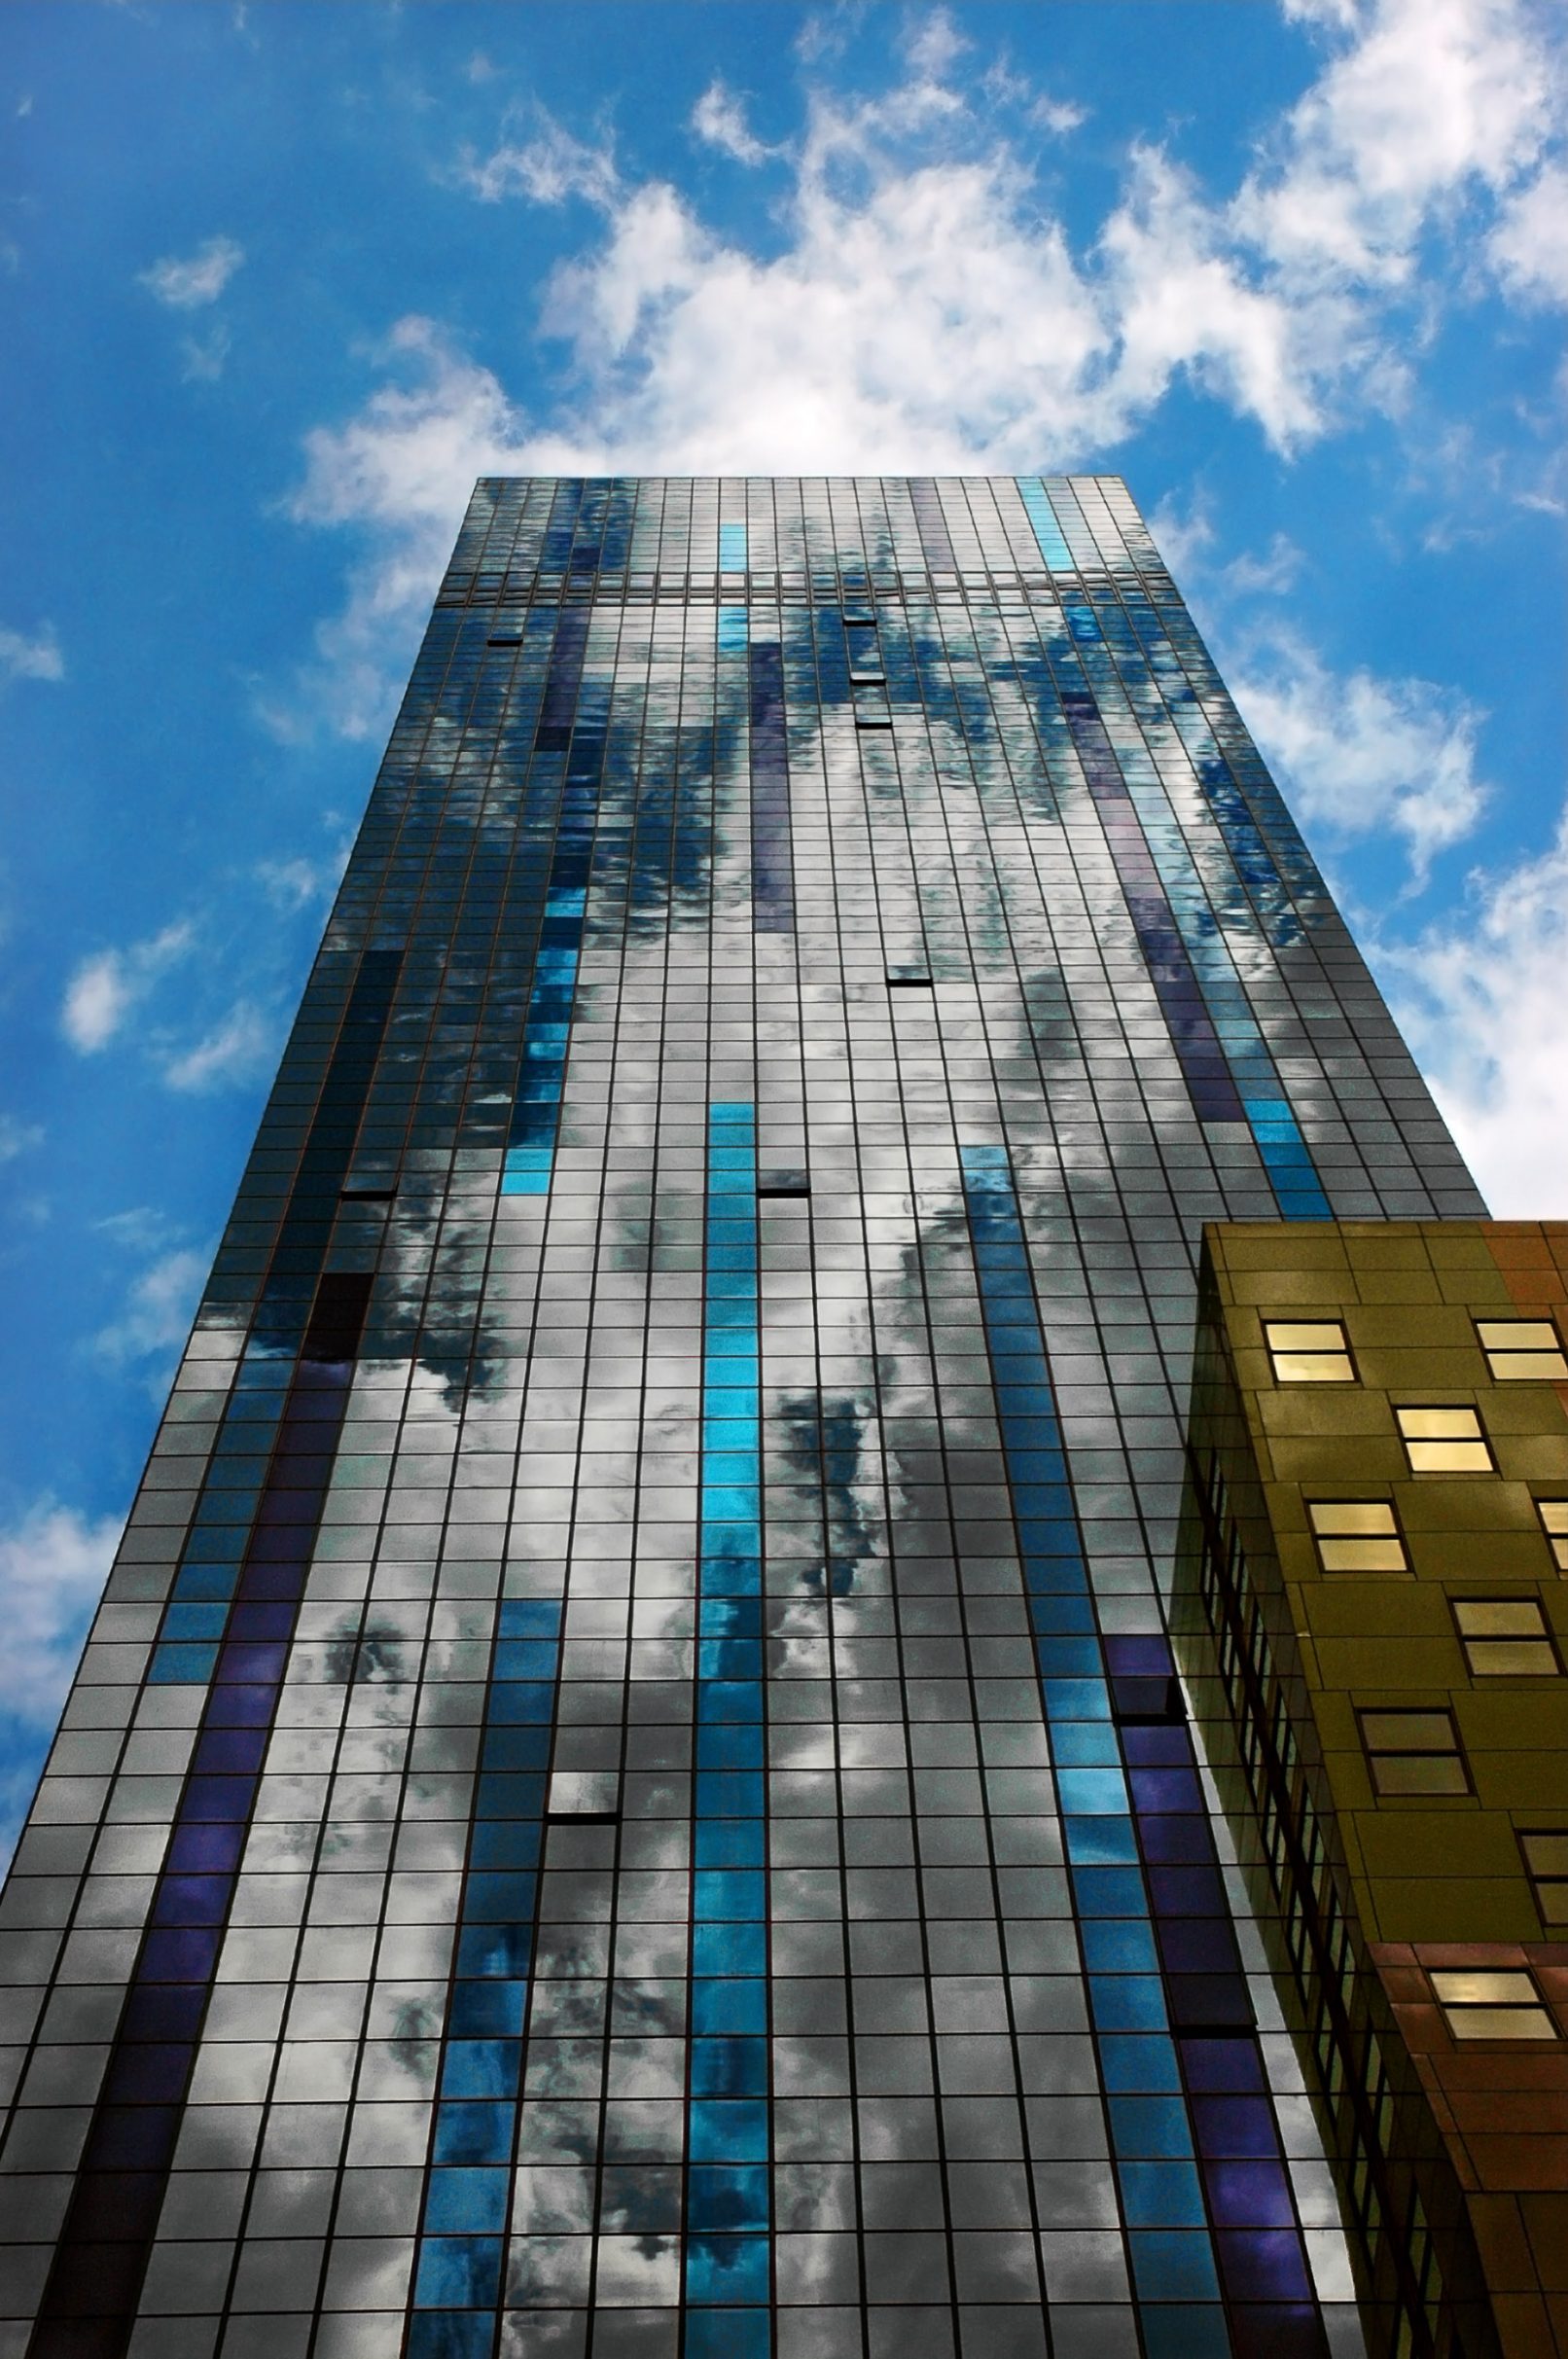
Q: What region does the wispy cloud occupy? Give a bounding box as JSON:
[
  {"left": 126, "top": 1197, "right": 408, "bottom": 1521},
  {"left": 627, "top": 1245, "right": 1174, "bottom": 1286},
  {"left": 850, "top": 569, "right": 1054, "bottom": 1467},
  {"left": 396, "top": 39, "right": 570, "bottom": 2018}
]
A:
[
  {"left": 138, "top": 232, "right": 244, "bottom": 309},
  {"left": 256, "top": 843, "right": 350, "bottom": 911},
  {"left": 61, "top": 922, "right": 194, "bottom": 1054},
  {"left": 91, "top": 1242, "right": 207, "bottom": 1368},
  {"left": 0, "top": 1116, "right": 43, "bottom": 1165},
  {"left": 690, "top": 80, "right": 773, "bottom": 167},
  {"left": 451, "top": 115, "right": 616, "bottom": 207},
  {"left": 161, "top": 998, "right": 272, "bottom": 1092},
  {"left": 1387, "top": 812, "right": 1568, "bottom": 1213},
  {"left": 0, "top": 622, "right": 64, "bottom": 686},
  {"left": 0, "top": 1498, "right": 122, "bottom": 1866},
  {"left": 180, "top": 323, "right": 232, "bottom": 382}
]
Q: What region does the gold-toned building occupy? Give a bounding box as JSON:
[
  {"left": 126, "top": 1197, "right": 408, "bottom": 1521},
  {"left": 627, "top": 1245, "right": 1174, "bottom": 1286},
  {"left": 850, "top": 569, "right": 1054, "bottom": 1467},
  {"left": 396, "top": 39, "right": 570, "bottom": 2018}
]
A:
[{"left": 1177, "top": 1222, "right": 1568, "bottom": 2359}]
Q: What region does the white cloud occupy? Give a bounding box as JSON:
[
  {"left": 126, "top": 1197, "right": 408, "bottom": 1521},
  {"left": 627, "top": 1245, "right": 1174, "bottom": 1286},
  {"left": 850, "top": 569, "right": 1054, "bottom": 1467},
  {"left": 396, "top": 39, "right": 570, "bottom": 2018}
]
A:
[
  {"left": 92, "top": 1244, "right": 207, "bottom": 1367},
  {"left": 256, "top": 846, "right": 348, "bottom": 911},
  {"left": 61, "top": 921, "right": 194, "bottom": 1054},
  {"left": 0, "top": 1499, "right": 122, "bottom": 1869},
  {"left": 1232, "top": 632, "right": 1488, "bottom": 876},
  {"left": 0, "top": 1502, "right": 120, "bottom": 1722},
  {"left": 180, "top": 323, "right": 232, "bottom": 382},
  {"left": 0, "top": 622, "right": 64, "bottom": 685},
  {"left": 1387, "top": 810, "right": 1568, "bottom": 1213},
  {"left": 0, "top": 1116, "right": 43, "bottom": 1163},
  {"left": 691, "top": 79, "right": 771, "bottom": 167},
  {"left": 285, "top": 0, "right": 1565, "bottom": 731},
  {"left": 1488, "top": 161, "right": 1568, "bottom": 305},
  {"left": 1236, "top": 0, "right": 1554, "bottom": 288},
  {"left": 278, "top": 316, "right": 531, "bottom": 738},
  {"left": 452, "top": 117, "right": 616, "bottom": 207},
  {"left": 138, "top": 232, "right": 245, "bottom": 308},
  {"left": 162, "top": 999, "right": 272, "bottom": 1092}
]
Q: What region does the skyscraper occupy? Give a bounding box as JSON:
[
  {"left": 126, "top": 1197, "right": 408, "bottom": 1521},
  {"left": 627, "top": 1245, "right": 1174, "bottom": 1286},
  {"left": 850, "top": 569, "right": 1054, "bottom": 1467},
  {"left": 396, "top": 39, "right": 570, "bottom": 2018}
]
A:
[{"left": 3, "top": 476, "right": 1550, "bottom": 2359}]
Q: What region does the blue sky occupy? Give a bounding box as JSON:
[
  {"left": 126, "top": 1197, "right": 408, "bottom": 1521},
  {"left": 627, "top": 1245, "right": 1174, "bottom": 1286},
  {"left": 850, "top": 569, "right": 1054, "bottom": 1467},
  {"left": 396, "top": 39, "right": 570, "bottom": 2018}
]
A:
[{"left": 0, "top": 0, "right": 1563, "bottom": 1857}]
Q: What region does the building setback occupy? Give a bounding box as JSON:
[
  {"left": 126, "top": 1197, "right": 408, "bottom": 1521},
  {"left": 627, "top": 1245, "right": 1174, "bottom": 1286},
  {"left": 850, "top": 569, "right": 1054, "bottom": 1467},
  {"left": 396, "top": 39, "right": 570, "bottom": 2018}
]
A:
[{"left": 1, "top": 477, "right": 1555, "bottom": 2359}]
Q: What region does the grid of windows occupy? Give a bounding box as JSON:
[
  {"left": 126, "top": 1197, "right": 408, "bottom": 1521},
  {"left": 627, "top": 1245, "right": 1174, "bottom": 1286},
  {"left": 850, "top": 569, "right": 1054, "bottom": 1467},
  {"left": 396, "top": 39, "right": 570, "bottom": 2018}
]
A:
[{"left": 0, "top": 478, "right": 1488, "bottom": 2359}]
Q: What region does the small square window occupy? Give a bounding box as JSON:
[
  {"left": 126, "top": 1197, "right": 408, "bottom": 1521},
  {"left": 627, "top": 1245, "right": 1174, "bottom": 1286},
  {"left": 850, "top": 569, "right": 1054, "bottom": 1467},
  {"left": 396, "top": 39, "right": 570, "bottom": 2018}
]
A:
[
  {"left": 1520, "top": 1830, "right": 1568, "bottom": 1928},
  {"left": 1537, "top": 1501, "right": 1568, "bottom": 1572},
  {"left": 1429, "top": 1968, "right": 1556, "bottom": 2042},
  {"left": 1358, "top": 1707, "right": 1471, "bottom": 1797},
  {"left": 1476, "top": 1319, "right": 1568, "bottom": 1381},
  {"left": 1452, "top": 1597, "right": 1559, "bottom": 1677},
  {"left": 1396, "top": 1407, "right": 1492, "bottom": 1475},
  {"left": 1307, "top": 1500, "right": 1409, "bottom": 1576},
  {"left": 1265, "top": 1321, "right": 1354, "bottom": 1382}
]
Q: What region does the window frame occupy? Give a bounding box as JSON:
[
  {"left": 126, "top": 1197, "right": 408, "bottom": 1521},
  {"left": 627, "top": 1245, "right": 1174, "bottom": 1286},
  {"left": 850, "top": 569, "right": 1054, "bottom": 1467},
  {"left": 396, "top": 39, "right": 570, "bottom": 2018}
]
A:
[
  {"left": 1264, "top": 1319, "right": 1356, "bottom": 1385},
  {"left": 1394, "top": 1404, "right": 1495, "bottom": 1477},
  {"left": 1305, "top": 1497, "right": 1410, "bottom": 1578},
  {"left": 1450, "top": 1594, "right": 1561, "bottom": 1678},
  {"left": 1356, "top": 1704, "right": 1472, "bottom": 1799},
  {"left": 1475, "top": 1316, "right": 1568, "bottom": 1382}
]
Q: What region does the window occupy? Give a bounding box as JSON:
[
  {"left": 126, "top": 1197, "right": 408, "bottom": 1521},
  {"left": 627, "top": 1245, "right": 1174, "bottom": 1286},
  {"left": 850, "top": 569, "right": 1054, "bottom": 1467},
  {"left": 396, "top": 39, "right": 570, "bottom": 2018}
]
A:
[
  {"left": 1536, "top": 1501, "right": 1568, "bottom": 1571},
  {"left": 1358, "top": 1707, "right": 1470, "bottom": 1797},
  {"left": 546, "top": 1769, "right": 620, "bottom": 1820},
  {"left": 1307, "top": 1500, "right": 1409, "bottom": 1576},
  {"left": 1520, "top": 1830, "right": 1568, "bottom": 1928},
  {"left": 1265, "top": 1320, "right": 1354, "bottom": 1382},
  {"left": 1429, "top": 1969, "right": 1556, "bottom": 2042},
  {"left": 1396, "top": 1406, "right": 1492, "bottom": 1475},
  {"left": 1452, "top": 1597, "right": 1559, "bottom": 1677},
  {"left": 1477, "top": 1318, "right": 1568, "bottom": 1381}
]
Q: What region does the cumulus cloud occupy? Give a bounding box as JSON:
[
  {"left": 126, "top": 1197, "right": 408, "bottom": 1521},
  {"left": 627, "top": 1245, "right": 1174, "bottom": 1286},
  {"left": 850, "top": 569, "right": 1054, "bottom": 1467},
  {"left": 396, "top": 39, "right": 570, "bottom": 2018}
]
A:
[
  {"left": 272, "top": 0, "right": 1562, "bottom": 742},
  {"left": 1387, "top": 811, "right": 1568, "bottom": 1213},
  {"left": 61, "top": 922, "right": 194, "bottom": 1054},
  {"left": 0, "top": 622, "right": 64, "bottom": 686},
  {"left": 138, "top": 232, "right": 245, "bottom": 308},
  {"left": 1231, "top": 632, "right": 1489, "bottom": 877},
  {"left": 1236, "top": 0, "right": 1554, "bottom": 288}
]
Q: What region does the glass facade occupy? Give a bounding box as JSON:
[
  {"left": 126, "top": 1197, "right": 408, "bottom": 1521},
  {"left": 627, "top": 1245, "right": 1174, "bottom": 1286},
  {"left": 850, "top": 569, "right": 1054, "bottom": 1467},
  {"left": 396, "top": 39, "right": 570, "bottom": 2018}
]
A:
[{"left": 0, "top": 477, "right": 1489, "bottom": 2359}]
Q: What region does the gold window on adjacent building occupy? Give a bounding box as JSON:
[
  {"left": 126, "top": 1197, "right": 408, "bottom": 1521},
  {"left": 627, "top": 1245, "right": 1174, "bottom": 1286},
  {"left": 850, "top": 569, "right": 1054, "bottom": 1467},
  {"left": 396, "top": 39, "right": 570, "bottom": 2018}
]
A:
[
  {"left": 1358, "top": 1706, "right": 1471, "bottom": 1796},
  {"left": 1451, "top": 1596, "right": 1560, "bottom": 1676},
  {"left": 1537, "top": 1500, "right": 1568, "bottom": 1571},
  {"left": 1520, "top": 1830, "right": 1568, "bottom": 1929},
  {"left": 1307, "top": 1500, "right": 1409, "bottom": 1575},
  {"left": 1395, "top": 1405, "right": 1492, "bottom": 1474},
  {"left": 1429, "top": 1968, "right": 1556, "bottom": 2042},
  {"left": 1476, "top": 1318, "right": 1568, "bottom": 1381},
  {"left": 1265, "top": 1320, "right": 1354, "bottom": 1382}
]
